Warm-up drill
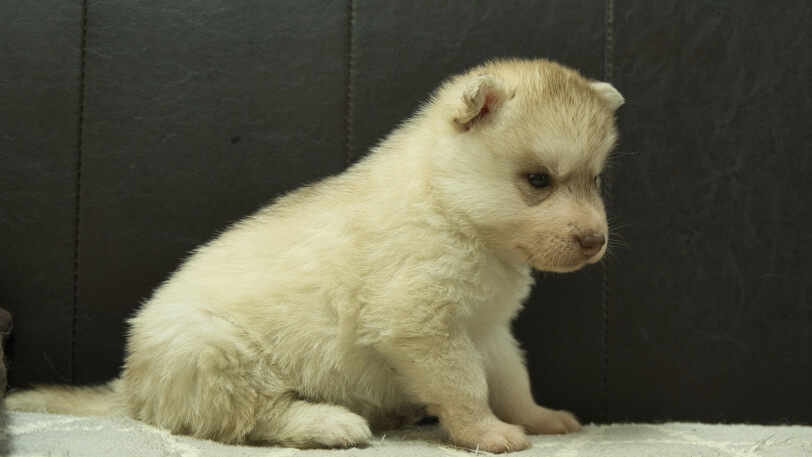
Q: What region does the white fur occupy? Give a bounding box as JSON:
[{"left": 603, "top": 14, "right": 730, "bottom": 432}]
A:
[{"left": 6, "top": 58, "right": 622, "bottom": 454}]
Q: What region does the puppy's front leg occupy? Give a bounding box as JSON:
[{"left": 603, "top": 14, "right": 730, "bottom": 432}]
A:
[
  {"left": 483, "top": 326, "right": 581, "bottom": 434},
  {"left": 378, "top": 332, "right": 531, "bottom": 453}
]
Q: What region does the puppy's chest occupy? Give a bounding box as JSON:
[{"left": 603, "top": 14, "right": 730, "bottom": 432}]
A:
[
  {"left": 402, "top": 249, "right": 533, "bottom": 326},
  {"left": 462, "top": 263, "right": 534, "bottom": 325}
]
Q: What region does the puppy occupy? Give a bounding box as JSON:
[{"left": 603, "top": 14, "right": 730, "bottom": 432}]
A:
[{"left": 7, "top": 58, "right": 622, "bottom": 453}]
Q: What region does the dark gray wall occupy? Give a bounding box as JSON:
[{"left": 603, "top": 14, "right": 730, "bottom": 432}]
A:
[
  {"left": 1, "top": 1, "right": 809, "bottom": 424},
  {"left": 1, "top": 0, "right": 82, "bottom": 384},
  {"left": 607, "top": 1, "right": 812, "bottom": 423}
]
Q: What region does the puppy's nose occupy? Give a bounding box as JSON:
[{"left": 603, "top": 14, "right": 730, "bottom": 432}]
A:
[{"left": 578, "top": 234, "right": 606, "bottom": 257}]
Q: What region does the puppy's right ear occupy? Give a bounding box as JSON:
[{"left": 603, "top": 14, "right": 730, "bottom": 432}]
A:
[
  {"left": 451, "top": 74, "right": 507, "bottom": 131},
  {"left": 590, "top": 81, "right": 624, "bottom": 111}
]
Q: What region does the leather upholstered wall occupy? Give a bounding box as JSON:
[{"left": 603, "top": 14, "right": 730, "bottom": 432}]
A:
[{"left": 1, "top": 1, "right": 810, "bottom": 425}]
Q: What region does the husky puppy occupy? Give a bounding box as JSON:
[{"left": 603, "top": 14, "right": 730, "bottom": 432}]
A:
[{"left": 7, "top": 58, "right": 622, "bottom": 453}]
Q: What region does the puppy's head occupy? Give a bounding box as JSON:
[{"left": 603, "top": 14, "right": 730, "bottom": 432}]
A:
[{"left": 428, "top": 59, "right": 623, "bottom": 273}]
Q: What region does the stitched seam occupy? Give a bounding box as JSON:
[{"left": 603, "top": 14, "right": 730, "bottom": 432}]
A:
[
  {"left": 605, "top": 0, "right": 614, "bottom": 83},
  {"left": 344, "top": 0, "right": 355, "bottom": 167},
  {"left": 602, "top": 0, "right": 615, "bottom": 424},
  {"left": 72, "top": 0, "right": 90, "bottom": 383}
]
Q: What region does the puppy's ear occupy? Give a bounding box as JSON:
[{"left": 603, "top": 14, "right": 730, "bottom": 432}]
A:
[
  {"left": 451, "top": 74, "right": 507, "bottom": 131},
  {"left": 590, "top": 81, "right": 624, "bottom": 111}
]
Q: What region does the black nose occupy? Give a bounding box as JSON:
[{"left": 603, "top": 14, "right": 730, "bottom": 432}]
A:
[{"left": 578, "top": 234, "right": 606, "bottom": 257}]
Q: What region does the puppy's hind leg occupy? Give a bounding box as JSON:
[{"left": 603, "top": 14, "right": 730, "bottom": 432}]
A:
[{"left": 248, "top": 397, "right": 372, "bottom": 449}]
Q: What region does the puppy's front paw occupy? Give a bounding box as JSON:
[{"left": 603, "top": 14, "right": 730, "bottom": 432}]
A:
[
  {"left": 313, "top": 411, "right": 373, "bottom": 448},
  {"left": 520, "top": 407, "right": 581, "bottom": 435},
  {"left": 451, "top": 420, "right": 531, "bottom": 454}
]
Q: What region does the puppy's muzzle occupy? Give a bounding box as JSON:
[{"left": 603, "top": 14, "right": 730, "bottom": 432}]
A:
[{"left": 578, "top": 234, "right": 606, "bottom": 258}]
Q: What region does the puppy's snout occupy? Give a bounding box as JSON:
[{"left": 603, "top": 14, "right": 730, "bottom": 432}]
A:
[{"left": 578, "top": 234, "right": 606, "bottom": 257}]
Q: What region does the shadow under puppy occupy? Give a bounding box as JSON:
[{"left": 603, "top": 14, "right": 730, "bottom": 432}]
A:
[{"left": 7, "top": 58, "right": 623, "bottom": 453}]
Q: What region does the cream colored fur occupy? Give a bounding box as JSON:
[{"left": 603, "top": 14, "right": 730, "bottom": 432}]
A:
[{"left": 6, "top": 58, "right": 623, "bottom": 453}]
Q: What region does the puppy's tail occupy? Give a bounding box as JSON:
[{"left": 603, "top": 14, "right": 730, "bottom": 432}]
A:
[{"left": 5, "top": 379, "right": 124, "bottom": 417}]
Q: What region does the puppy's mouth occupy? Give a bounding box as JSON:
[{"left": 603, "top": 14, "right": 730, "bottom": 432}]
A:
[
  {"left": 530, "top": 258, "right": 590, "bottom": 273},
  {"left": 517, "top": 238, "right": 606, "bottom": 273},
  {"left": 541, "top": 262, "right": 588, "bottom": 273},
  {"left": 516, "top": 247, "right": 581, "bottom": 271}
]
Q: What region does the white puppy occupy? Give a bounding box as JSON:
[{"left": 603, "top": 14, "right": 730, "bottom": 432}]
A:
[{"left": 7, "top": 58, "right": 623, "bottom": 453}]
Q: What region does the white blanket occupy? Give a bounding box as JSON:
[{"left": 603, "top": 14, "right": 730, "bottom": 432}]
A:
[{"left": 2, "top": 411, "right": 811, "bottom": 456}]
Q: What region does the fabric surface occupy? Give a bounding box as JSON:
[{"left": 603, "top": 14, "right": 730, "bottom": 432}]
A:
[{"left": 2, "top": 411, "right": 810, "bottom": 456}]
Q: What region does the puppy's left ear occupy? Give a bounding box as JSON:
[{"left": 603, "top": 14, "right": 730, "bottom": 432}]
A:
[
  {"left": 590, "top": 81, "right": 624, "bottom": 111},
  {"left": 451, "top": 74, "right": 507, "bottom": 131}
]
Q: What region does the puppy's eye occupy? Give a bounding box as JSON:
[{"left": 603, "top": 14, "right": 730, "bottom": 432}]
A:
[{"left": 527, "top": 173, "right": 550, "bottom": 188}]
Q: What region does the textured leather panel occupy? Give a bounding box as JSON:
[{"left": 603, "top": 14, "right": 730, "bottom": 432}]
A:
[
  {"left": 72, "top": 0, "right": 349, "bottom": 382},
  {"left": 608, "top": 1, "right": 812, "bottom": 423},
  {"left": 0, "top": 0, "right": 82, "bottom": 386},
  {"left": 350, "top": 0, "right": 607, "bottom": 422}
]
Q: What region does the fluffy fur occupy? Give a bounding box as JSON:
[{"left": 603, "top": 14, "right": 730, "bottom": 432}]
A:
[{"left": 7, "top": 58, "right": 623, "bottom": 453}]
